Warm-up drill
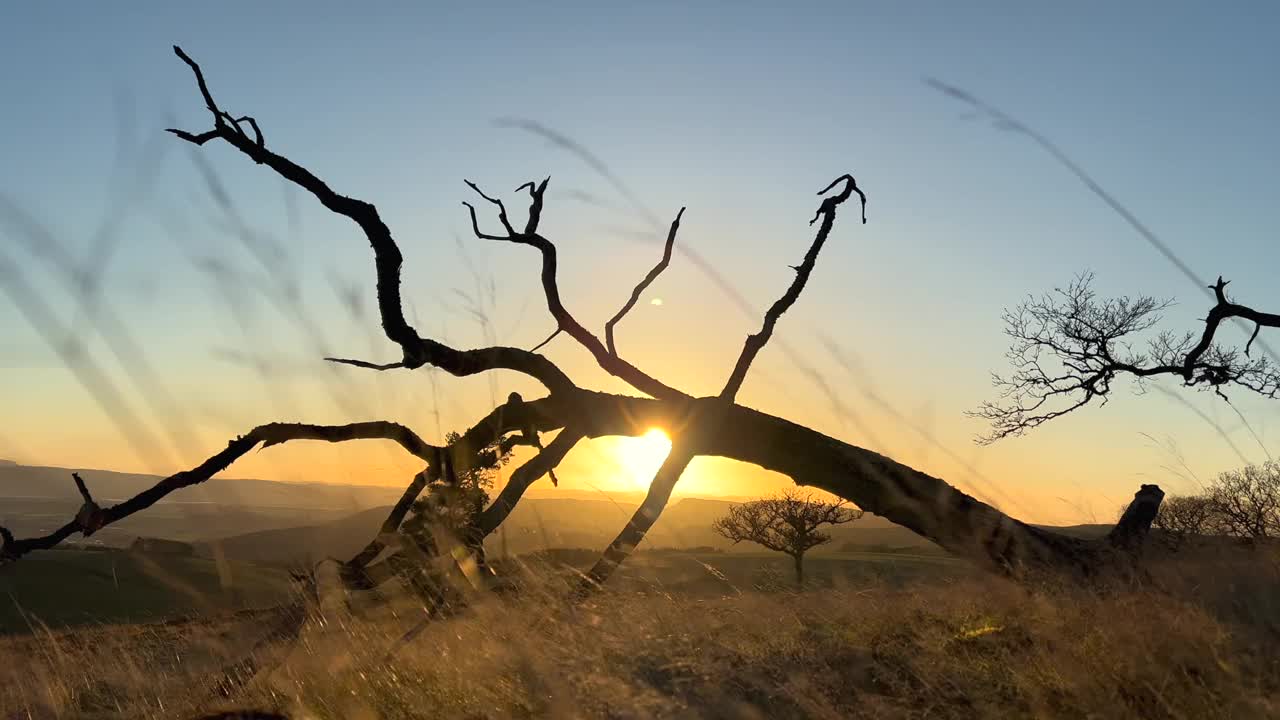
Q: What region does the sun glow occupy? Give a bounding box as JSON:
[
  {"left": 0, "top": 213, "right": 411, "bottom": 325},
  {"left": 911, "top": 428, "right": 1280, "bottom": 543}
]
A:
[{"left": 614, "top": 428, "right": 672, "bottom": 489}]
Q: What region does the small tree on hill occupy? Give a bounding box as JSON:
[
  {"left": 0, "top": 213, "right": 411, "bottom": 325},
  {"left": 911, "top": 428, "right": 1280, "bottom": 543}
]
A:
[{"left": 713, "top": 490, "right": 863, "bottom": 584}]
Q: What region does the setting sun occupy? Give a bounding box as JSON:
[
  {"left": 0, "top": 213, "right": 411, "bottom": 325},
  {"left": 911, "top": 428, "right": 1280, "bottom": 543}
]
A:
[{"left": 613, "top": 428, "right": 672, "bottom": 489}]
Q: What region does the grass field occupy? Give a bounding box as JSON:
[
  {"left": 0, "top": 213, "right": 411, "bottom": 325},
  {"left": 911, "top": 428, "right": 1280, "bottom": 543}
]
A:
[
  {"left": 1, "top": 544, "right": 1277, "bottom": 719},
  {"left": 0, "top": 547, "right": 294, "bottom": 633},
  {"left": 506, "top": 548, "right": 970, "bottom": 598}
]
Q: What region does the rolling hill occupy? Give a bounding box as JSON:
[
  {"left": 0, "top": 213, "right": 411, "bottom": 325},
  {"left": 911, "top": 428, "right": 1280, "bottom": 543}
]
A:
[
  {"left": 0, "top": 546, "right": 293, "bottom": 632},
  {"left": 0, "top": 461, "right": 405, "bottom": 509},
  {"left": 0, "top": 460, "right": 408, "bottom": 548},
  {"left": 2, "top": 460, "right": 1113, "bottom": 569},
  {"left": 199, "top": 496, "right": 944, "bottom": 568}
]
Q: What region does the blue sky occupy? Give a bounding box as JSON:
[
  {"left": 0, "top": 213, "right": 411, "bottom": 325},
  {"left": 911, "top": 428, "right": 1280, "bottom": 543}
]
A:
[{"left": 2, "top": 2, "right": 1278, "bottom": 522}]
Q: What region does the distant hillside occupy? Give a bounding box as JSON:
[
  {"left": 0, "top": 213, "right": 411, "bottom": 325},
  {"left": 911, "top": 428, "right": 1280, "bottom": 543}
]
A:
[
  {"left": 1039, "top": 524, "right": 1112, "bottom": 540},
  {"left": 0, "top": 497, "right": 357, "bottom": 549},
  {"left": 0, "top": 547, "right": 292, "bottom": 632},
  {"left": 2, "top": 462, "right": 1111, "bottom": 567},
  {"left": 0, "top": 461, "right": 405, "bottom": 509},
  {"left": 0, "top": 461, "right": 409, "bottom": 550},
  {"left": 199, "top": 500, "right": 659, "bottom": 568},
  {"left": 522, "top": 487, "right": 651, "bottom": 503},
  {"left": 201, "top": 496, "right": 940, "bottom": 567},
  {"left": 202, "top": 506, "right": 392, "bottom": 567}
]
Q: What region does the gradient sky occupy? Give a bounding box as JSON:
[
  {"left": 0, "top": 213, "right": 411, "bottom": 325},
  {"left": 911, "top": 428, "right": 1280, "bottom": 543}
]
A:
[{"left": 2, "top": 2, "right": 1278, "bottom": 524}]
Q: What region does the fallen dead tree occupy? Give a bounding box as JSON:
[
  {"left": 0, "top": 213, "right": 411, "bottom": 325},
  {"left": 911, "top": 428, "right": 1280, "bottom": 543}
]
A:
[{"left": 18, "top": 45, "right": 1280, "bottom": 596}]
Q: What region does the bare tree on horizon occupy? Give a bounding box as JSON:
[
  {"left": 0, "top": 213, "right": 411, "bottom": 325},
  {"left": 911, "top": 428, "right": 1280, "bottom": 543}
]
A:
[
  {"left": 973, "top": 272, "right": 1280, "bottom": 443},
  {"left": 713, "top": 489, "right": 863, "bottom": 584}
]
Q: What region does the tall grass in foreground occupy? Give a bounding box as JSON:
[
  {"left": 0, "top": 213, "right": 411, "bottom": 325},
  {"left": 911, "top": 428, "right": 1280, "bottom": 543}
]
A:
[{"left": 2, "top": 546, "right": 1278, "bottom": 719}]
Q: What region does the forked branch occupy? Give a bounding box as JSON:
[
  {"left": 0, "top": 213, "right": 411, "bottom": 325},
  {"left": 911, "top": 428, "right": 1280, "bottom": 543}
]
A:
[
  {"left": 463, "top": 179, "right": 688, "bottom": 401},
  {"left": 473, "top": 426, "right": 586, "bottom": 537},
  {"left": 167, "top": 46, "right": 574, "bottom": 393}
]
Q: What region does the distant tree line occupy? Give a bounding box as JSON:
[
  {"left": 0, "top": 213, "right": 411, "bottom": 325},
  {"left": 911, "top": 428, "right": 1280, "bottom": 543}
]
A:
[{"left": 1147, "top": 460, "right": 1280, "bottom": 548}]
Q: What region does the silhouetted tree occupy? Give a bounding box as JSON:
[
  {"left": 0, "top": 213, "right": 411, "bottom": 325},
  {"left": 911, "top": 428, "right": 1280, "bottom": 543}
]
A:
[
  {"left": 1131, "top": 463, "right": 1279, "bottom": 549},
  {"left": 1152, "top": 495, "right": 1219, "bottom": 549},
  {"left": 713, "top": 490, "right": 862, "bottom": 583},
  {"left": 0, "top": 47, "right": 1178, "bottom": 593},
  {"left": 974, "top": 273, "right": 1280, "bottom": 443},
  {"left": 1207, "top": 461, "right": 1280, "bottom": 541}
]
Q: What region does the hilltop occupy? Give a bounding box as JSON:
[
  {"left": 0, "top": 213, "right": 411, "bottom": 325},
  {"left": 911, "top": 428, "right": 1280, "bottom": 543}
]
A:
[{"left": 0, "top": 461, "right": 405, "bottom": 509}]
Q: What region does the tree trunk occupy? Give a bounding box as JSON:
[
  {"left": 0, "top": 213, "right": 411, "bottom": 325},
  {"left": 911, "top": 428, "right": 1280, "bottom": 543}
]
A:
[
  {"left": 534, "top": 391, "right": 1163, "bottom": 579},
  {"left": 793, "top": 552, "right": 805, "bottom": 586},
  {"left": 582, "top": 448, "right": 695, "bottom": 588}
]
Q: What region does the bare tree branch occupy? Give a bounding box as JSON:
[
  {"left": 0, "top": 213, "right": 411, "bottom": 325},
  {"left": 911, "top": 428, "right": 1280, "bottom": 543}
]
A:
[
  {"left": 974, "top": 272, "right": 1280, "bottom": 442},
  {"left": 1, "top": 421, "right": 434, "bottom": 563},
  {"left": 497, "top": 119, "right": 893, "bottom": 456},
  {"left": 70, "top": 472, "right": 106, "bottom": 536},
  {"left": 347, "top": 468, "right": 432, "bottom": 569},
  {"left": 0, "top": 382, "right": 572, "bottom": 566},
  {"left": 167, "top": 45, "right": 574, "bottom": 393},
  {"left": 529, "top": 327, "right": 561, "bottom": 352},
  {"left": 720, "top": 175, "right": 867, "bottom": 401},
  {"left": 605, "top": 207, "right": 684, "bottom": 356},
  {"left": 343, "top": 394, "right": 551, "bottom": 569},
  {"left": 324, "top": 357, "right": 407, "bottom": 371},
  {"left": 473, "top": 426, "right": 585, "bottom": 538},
  {"left": 462, "top": 178, "right": 688, "bottom": 401}
]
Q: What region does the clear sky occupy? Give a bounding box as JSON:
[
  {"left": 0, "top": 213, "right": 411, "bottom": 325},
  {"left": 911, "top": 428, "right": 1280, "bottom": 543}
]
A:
[{"left": 2, "top": 2, "right": 1278, "bottom": 524}]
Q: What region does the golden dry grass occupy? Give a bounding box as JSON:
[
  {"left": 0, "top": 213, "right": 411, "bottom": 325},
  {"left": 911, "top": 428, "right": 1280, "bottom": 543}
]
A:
[{"left": 3, "top": 547, "right": 1278, "bottom": 720}]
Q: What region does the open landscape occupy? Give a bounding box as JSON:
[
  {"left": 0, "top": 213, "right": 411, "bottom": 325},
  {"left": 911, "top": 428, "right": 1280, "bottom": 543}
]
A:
[
  {"left": 0, "top": 458, "right": 962, "bottom": 634},
  {"left": 3, "top": 534, "right": 1278, "bottom": 719},
  {"left": 4, "top": 4, "right": 1280, "bottom": 719}
]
